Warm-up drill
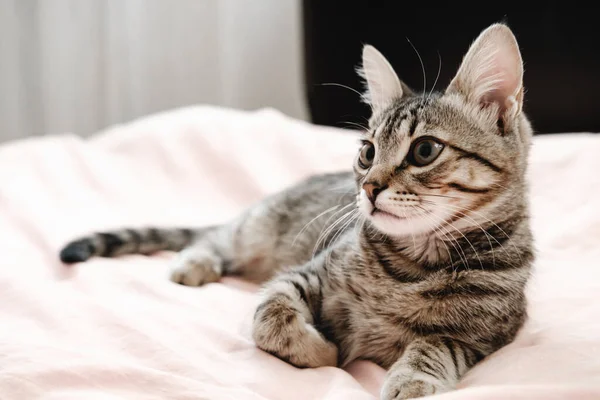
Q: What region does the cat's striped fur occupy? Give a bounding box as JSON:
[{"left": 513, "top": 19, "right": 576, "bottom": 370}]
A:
[{"left": 60, "top": 24, "right": 533, "bottom": 399}]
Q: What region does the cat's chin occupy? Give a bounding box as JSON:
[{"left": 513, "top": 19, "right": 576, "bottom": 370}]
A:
[
  {"left": 368, "top": 214, "right": 431, "bottom": 237},
  {"left": 364, "top": 207, "right": 451, "bottom": 238}
]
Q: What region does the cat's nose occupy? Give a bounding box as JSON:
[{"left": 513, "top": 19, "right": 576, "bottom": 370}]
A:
[{"left": 363, "top": 182, "right": 387, "bottom": 205}]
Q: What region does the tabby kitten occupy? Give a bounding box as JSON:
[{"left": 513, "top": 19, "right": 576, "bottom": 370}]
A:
[{"left": 60, "top": 24, "right": 533, "bottom": 399}]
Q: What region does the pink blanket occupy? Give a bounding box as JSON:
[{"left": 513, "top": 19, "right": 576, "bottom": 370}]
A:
[{"left": 1, "top": 106, "right": 599, "bottom": 400}]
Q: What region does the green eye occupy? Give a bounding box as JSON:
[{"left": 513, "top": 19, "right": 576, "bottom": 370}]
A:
[
  {"left": 409, "top": 137, "right": 444, "bottom": 167},
  {"left": 358, "top": 142, "right": 375, "bottom": 169}
]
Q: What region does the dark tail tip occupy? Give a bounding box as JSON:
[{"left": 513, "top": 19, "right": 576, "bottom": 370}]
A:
[{"left": 59, "top": 240, "right": 95, "bottom": 264}]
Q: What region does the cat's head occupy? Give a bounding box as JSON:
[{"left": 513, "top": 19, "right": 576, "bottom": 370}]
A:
[{"left": 355, "top": 23, "right": 532, "bottom": 238}]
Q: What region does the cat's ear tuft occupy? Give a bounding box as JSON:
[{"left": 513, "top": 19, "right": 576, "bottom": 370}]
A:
[
  {"left": 358, "top": 45, "right": 404, "bottom": 111},
  {"left": 447, "top": 24, "right": 524, "bottom": 125}
]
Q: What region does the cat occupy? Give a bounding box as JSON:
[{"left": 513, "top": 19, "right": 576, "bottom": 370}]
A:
[{"left": 59, "top": 23, "right": 533, "bottom": 399}]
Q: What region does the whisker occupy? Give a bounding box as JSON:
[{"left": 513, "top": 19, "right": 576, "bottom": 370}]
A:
[
  {"left": 323, "top": 210, "right": 356, "bottom": 248},
  {"left": 406, "top": 37, "right": 427, "bottom": 101},
  {"left": 329, "top": 210, "right": 358, "bottom": 247},
  {"left": 427, "top": 50, "right": 442, "bottom": 101},
  {"left": 444, "top": 220, "right": 485, "bottom": 270},
  {"left": 339, "top": 120, "right": 370, "bottom": 131},
  {"left": 366, "top": 220, "right": 381, "bottom": 242},
  {"left": 312, "top": 207, "right": 357, "bottom": 261},
  {"left": 317, "top": 82, "right": 363, "bottom": 97},
  {"left": 311, "top": 203, "right": 355, "bottom": 253},
  {"left": 355, "top": 214, "right": 367, "bottom": 237},
  {"left": 416, "top": 205, "right": 467, "bottom": 270},
  {"left": 420, "top": 200, "right": 497, "bottom": 267},
  {"left": 489, "top": 182, "right": 511, "bottom": 191},
  {"left": 421, "top": 200, "right": 521, "bottom": 265},
  {"left": 413, "top": 206, "right": 454, "bottom": 266},
  {"left": 326, "top": 211, "right": 359, "bottom": 266},
  {"left": 292, "top": 205, "right": 340, "bottom": 247},
  {"left": 419, "top": 193, "right": 466, "bottom": 201}
]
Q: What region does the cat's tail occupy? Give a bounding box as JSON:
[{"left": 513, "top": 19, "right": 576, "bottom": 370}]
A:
[{"left": 59, "top": 227, "right": 200, "bottom": 264}]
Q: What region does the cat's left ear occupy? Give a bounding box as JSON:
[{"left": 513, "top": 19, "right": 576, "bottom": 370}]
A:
[
  {"left": 359, "top": 45, "right": 405, "bottom": 111},
  {"left": 446, "top": 24, "right": 524, "bottom": 126}
]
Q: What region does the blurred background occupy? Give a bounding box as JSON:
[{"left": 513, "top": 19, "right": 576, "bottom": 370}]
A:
[
  {"left": 0, "top": 0, "right": 307, "bottom": 142},
  {"left": 1, "top": 1, "right": 599, "bottom": 143}
]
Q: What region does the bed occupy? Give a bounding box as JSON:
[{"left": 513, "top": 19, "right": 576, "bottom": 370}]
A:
[{"left": 1, "top": 106, "right": 599, "bottom": 400}]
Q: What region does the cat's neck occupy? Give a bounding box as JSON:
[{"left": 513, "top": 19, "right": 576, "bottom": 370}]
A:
[{"left": 360, "top": 214, "right": 527, "bottom": 272}]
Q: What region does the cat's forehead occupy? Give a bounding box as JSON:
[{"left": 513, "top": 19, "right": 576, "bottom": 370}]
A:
[
  {"left": 370, "top": 95, "right": 483, "bottom": 142},
  {"left": 368, "top": 94, "right": 511, "bottom": 169},
  {"left": 369, "top": 96, "right": 448, "bottom": 154}
]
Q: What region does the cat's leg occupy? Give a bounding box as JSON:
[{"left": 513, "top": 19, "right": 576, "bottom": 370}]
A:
[
  {"left": 252, "top": 265, "right": 338, "bottom": 368},
  {"left": 170, "top": 203, "right": 287, "bottom": 286},
  {"left": 380, "top": 337, "right": 484, "bottom": 400},
  {"left": 169, "top": 225, "right": 233, "bottom": 286}
]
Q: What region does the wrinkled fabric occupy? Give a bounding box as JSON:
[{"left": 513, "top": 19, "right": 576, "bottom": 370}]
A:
[{"left": 0, "top": 106, "right": 598, "bottom": 400}]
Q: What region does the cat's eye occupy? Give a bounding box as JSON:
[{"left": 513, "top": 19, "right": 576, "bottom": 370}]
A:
[
  {"left": 358, "top": 142, "right": 375, "bottom": 169},
  {"left": 409, "top": 137, "right": 444, "bottom": 167}
]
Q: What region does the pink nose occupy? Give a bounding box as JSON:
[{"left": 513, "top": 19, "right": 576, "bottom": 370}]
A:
[{"left": 363, "top": 182, "right": 386, "bottom": 204}]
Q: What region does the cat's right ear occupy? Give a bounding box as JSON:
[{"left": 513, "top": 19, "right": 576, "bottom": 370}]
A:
[
  {"left": 446, "top": 24, "right": 524, "bottom": 123},
  {"left": 359, "top": 45, "right": 405, "bottom": 111}
]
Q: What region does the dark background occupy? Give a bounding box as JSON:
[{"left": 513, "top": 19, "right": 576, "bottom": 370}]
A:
[{"left": 302, "top": 2, "right": 600, "bottom": 134}]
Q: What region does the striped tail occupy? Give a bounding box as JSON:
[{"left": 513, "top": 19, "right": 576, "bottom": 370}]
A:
[{"left": 59, "top": 227, "right": 198, "bottom": 264}]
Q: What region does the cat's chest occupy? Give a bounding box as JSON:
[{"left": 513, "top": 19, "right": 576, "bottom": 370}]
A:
[{"left": 324, "top": 276, "right": 421, "bottom": 367}]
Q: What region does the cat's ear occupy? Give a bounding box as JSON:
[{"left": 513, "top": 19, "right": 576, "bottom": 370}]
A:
[
  {"left": 359, "top": 45, "right": 405, "bottom": 111},
  {"left": 447, "top": 24, "right": 524, "bottom": 122}
]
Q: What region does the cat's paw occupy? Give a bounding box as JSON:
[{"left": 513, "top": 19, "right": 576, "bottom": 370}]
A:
[
  {"left": 380, "top": 377, "right": 446, "bottom": 400},
  {"left": 253, "top": 294, "right": 338, "bottom": 368},
  {"left": 169, "top": 247, "right": 222, "bottom": 286}
]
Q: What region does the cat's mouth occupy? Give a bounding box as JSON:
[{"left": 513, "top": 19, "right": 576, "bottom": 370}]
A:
[{"left": 371, "top": 208, "right": 406, "bottom": 220}]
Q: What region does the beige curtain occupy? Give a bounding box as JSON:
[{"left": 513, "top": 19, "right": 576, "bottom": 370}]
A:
[{"left": 0, "top": 0, "right": 307, "bottom": 142}]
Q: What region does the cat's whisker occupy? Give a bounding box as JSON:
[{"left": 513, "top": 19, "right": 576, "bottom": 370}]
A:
[
  {"left": 419, "top": 193, "right": 466, "bottom": 201},
  {"left": 317, "top": 82, "right": 363, "bottom": 97},
  {"left": 320, "top": 202, "right": 355, "bottom": 228},
  {"left": 423, "top": 209, "right": 468, "bottom": 270},
  {"left": 415, "top": 205, "right": 467, "bottom": 270},
  {"left": 489, "top": 182, "right": 511, "bottom": 191},
  {"left": 310, "top": 203, "right": 355, "bottom": 255},
  {"left": 421, "top": 200, "right": 520, "bottom": 266},
  {"left": 413, "top": 207, "right": 454, "bottom": 266},
  {"left": 340, "top": 121, "right": 370, "bottom": 132},
  {"left": 406, "top": 37, "right": 427, "bottom": 101},
  {"left": 329, "top": 210, "right": 358, "bottom": 247},
  {"left": 326, "top": 210, "right": 358, "bottom": 248},
  {"left": 444, "top": 220, "right": 484, "bottom": 270},
  {"left": 420, "top": 200, "right": 497, "bottom": 267},
  {"left": 292, "top": 205, "right": 341, "bottom": 248},
  {"left": 311, "top": 207, "right": 357, "bottom": 262},
  {"left": 326, "top": 211, "right": 359, "bottom": 266},
  {"left": 366, "top": 220, "right": 381, "bottom": 242},
  {"left": 427, "top": 51, "right": 442, "bottom": 101},
  {"left": 430, "top": 200, "right": 522, "bottom": 260},
  {"left": 321, "top": 210, "right": 355, "bottom": 248},
  {"left": 354, "top": 214, "right": 367, "bottom": 238}
]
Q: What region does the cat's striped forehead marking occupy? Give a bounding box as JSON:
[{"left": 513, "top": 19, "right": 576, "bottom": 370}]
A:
[
  {"left": 376, "top": 100, "right": 426, "bottom": 144},
  {"left": 374, "top": 100, "right": 427, "bottom": 164}
]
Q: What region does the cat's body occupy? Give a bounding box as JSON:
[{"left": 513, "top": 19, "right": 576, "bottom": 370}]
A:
[{"left": 60, "top": 24, "right": 533, "bottom": 399}]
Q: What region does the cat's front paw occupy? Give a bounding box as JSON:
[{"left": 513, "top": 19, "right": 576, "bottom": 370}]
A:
[
  {"left": 253, "top": 293, "right": 338, "bottom": 368},
  {"left": 380, "top": 377, "right": 447, "bottom": 400},
  {"left": 169, "top": 247, "right": 222, "bottom": 286}
]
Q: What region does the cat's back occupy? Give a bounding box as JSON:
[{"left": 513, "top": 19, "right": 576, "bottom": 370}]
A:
[{"left": 241, "top": 171, "right": 358, "bottom": 269}]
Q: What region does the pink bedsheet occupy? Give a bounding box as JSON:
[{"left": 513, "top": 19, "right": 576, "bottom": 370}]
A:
[{"left": 0, "top": 106, "right": 599, "bottom": 400}]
